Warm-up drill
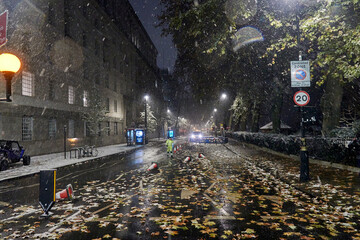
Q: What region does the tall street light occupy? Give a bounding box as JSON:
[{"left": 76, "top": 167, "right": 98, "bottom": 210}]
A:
[
  {"left": 144, "top": 95, "right": 149, "bottom": 144},
  {"left": 0, "top": 53, "right": 21, "bottom": 102}
]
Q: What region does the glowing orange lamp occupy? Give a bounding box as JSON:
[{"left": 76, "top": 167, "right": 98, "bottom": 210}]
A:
[{"left": 0, "top": 53, "right": 21, "bottom": 102}]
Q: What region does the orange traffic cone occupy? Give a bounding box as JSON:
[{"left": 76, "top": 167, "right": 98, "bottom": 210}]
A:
[
  {"left": 198, "top": 153, "right": 205, "bottom": 158},
  {"left": 174, "top": 146, "right": 177, "bottom": 154},
  {"left": 56, "top": 184, "right": 74, "bottom": 200},
  {"left": 184, "top": 156, "right": 191, "bottom": 163},
  {"left": 147, "top": 162, "right": 158, "bottom": 171}
]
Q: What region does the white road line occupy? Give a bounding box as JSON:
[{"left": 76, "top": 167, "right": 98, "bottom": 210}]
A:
[{"left": 48, "top": 210, "right": 81, "bottom": 232}]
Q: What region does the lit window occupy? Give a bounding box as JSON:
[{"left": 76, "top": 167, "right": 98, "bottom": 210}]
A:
[
  {"left": 22, "top": 71, "right": 34, "bottom": 96},
  {"left": 49, "top": 119, "right": 57, "bottom": 139},
  {"left": 68, "top": 86, "right": 75, "bottom": 104},
  {"left": 83, "top": 90, "right": 89, "bottom": 107},
  {"left": 22, "top": 116, "right": 33, "bottom": 141}
]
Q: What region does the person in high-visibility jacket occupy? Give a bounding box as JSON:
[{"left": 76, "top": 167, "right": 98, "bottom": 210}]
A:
[{"left": 166, "top": 138, "right": 174, "bottom": 157}]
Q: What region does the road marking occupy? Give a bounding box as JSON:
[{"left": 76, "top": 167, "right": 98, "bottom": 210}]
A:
[
  {"left": 91, "top": 193, "right": 137, "bottom": 216},
  {"left": 203, "top": 193, "right": 230, "bottom": 216},
  {"left": 181, "top": 189, "right": 198, "bottom": 199},
  {"left": 205, "top": 182, "right": 216, "bottom": 193},
  {"left": 0, "top": 209, "right": 39, "bottom": 223},
  {"left": 115, "top": 174, "right": 124, "bottom": 181},
  {"left": 49, "top": 210, "right": 81, "bottom": 232},
  {"left": 204, "top": 215, "right": 236, "bottom": 220}
]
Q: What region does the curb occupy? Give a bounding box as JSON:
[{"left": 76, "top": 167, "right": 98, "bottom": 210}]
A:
[
  {"left": 235, "top": 140, "right": 360, "bottom": 173},
  {"left": 0, "top": 146, "right": 143, "bottom": 183}
]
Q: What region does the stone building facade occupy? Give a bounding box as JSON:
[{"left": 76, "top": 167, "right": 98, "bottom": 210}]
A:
[{"left": 0, "top": 0, "right": 161, "bottom": 155}]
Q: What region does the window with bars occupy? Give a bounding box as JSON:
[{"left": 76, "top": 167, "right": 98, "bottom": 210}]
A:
[
  {"left": 48, "top": 119, "right": 57, "bottom": 139},
  {"left": 68, "top": 119, "right": 75, "bottom": 138},
  {"left": 114, "top": 100, "right": 117, "bottom": 112},
  {"left": 68, "top": 86, "right": 75, "bottom": 104},
  {"left": 106, "top": 121, "right": 110, "bottom": 136},
  {"left": 83, "top": 90, "right": 89, "bottom": 107},
  {"left": 114, "top": 122, "right": 118, "bottom": 135},
  {"left": 22, "top": 116, "right": 33, "bottom": 141},
  {"left": 22, "top": 71, "right": 34, "bottom": 96}
]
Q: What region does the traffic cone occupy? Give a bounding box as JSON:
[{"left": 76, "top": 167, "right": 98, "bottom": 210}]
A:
[
  {"left": 198, "top": 153, "right": 205, "bottom": 158},
  {"left": 183, "top": 156, "right": 191, "bottom": 163},
  {"left": 174, "top": 146, "right": 177, "bottom": 154},
  {"left": 147, "top": 162, "right": 158, "bottom": 171},
  {"left": 56, "top": 184, "right": 74, "bottom": 200}
]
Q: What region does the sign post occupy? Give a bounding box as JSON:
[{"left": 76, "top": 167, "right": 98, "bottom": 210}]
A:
[
  {"left": 291, "top": 61, "right": 310, "bottom": 87},
  {"left": 291, "top": 61, "right": 310, "bottom": 182},
  {"left": 0, "top": 10, "right": 8, "bottom": 48}
]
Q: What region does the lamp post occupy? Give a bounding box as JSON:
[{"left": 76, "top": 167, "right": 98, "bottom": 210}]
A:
[
  {"left": 0, "top": 53, "right": 21, "bottom": 102},
  {"left": 144, "top": 95, "right": 149, "bottom": 144}
]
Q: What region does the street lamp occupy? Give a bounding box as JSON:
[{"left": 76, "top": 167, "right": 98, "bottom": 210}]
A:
[
  {"left": 221, "top": 93, "right": 227, "bottom": 100},
  {"left": 0, "top": 53, "right": 21, "bottom": 102},
  {"left": 144, "top": 95, "right": 149, "bottom": 144}
]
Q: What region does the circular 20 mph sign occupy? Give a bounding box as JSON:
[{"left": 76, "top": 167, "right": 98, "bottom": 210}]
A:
[{"left": 293, "top": 90, "right": 310, "bottom": 106}]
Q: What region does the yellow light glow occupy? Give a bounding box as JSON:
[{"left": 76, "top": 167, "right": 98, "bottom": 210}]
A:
[
  {"left": 0, "top": 53, "right": 21, "bottom": 73},
  {"left": 68, "top": 138, "right": 78, "bottom": 143}
]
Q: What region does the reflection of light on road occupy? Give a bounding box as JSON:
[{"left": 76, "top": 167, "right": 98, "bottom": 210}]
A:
[{"left": 131, "top": 150, "right": 144, "bottom": 165}]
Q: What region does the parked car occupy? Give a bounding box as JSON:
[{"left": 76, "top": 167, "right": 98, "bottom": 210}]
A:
[{"left": 0, "top": 140, "right": 31, "bottom": 171}]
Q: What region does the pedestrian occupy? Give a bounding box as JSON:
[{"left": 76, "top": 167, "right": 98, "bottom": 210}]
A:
[
  {"left": 166, "top": 137, "right": 174, "bottom": 158},
  {"left": 348, "top": 132, "right": 360, "bottom": 176}
]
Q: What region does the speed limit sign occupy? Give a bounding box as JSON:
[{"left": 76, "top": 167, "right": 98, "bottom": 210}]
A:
[{"left": 293, "top": 91, "right": 310, "bottom": 106}]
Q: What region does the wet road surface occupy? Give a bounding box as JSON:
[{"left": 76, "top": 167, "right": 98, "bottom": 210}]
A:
[{"left": 0, "top": 140, "right": 359, "bottom": 239}]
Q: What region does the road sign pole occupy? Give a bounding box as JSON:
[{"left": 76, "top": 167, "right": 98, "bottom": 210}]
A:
[{"left": 300, "top": 106, "right": 309, "bottom": 182}]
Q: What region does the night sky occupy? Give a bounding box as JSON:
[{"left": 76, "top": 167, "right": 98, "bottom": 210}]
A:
[{"left": 128, "top": 0, "right": 177, "bottom": 72}]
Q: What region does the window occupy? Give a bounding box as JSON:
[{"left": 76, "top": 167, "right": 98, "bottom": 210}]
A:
[
  {"left": 106, "top": 121, "right": 110, "bottom": 136},
  {"left": 68, "top": 119, "right": 75, "bottom": 138},
  {"left": 105, "top": 74, "right": 109, "bottom": 88},
  {"left": 95, "top": 72, "right": 100, "bottom": 85},
  {"left": 85, "top": 122, "right": 90, "bottom": 137},
  {"left": 83, "top": 90, "right": 89, "bottom": 107},
  {"left": 48, "top": 2, "right": 55, "bottom": 25},
  {"left": 106, "top": 98, "right": 110, "bottom": 112},
  {"left": 114, "top": 122, "right": 118, "bottom": 135},
  {"left": 82, "top": 31, "right": 87, "bottom": 47},
  {"left": 22, "top": 71, "right": 34, "bottom": 96},
  {"left": 22, "top": 116, "right": 33, "bottom": 141},
  {"left": 98, "top": 123, "right": 101, "bottom": 136},
  {"left": 49, "top": 119, "right": 56, "bottom": 139},
  {"left": 68, "top": 85, "right": 75, "bottom": 104},
  {"left": 49, "top": 80, "right": 55, "bottom": 100},
  {"left": 114, "top": 80, "right": 117, "bottom": 92},
  {"left": 114, "top": 100, "right": 117, "bottom": 112}
]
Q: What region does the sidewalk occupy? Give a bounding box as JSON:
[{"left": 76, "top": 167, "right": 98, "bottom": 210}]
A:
[{"left": 0, "top": 143, "right": 144, "bottom": 183}]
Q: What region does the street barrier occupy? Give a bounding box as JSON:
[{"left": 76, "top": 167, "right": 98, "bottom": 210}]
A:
[
  {"left": 184, "top": 156, "right": 191, "bottom": 163},
  {"left": 39, "top": 169, "right": 56, "bottom": 217},
  {"left": 55, "top": 184, "right": 74, "bottom": 201},
  {"left": 147, "top": 162, "right": 158, "bottom": 171}
]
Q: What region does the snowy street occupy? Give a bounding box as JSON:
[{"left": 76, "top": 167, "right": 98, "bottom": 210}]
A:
[{"left": 0, "top": 139, "right": 359, "bottom": 239}]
